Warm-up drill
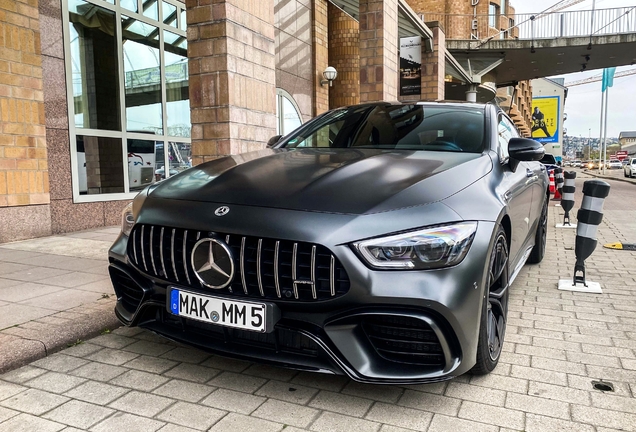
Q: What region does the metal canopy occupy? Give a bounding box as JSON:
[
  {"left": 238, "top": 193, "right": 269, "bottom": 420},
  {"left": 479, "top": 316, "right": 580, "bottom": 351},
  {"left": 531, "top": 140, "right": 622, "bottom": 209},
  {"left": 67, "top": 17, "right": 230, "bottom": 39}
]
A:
[{"left": 327, "top": 0, "right": 434, "bottom": 52}]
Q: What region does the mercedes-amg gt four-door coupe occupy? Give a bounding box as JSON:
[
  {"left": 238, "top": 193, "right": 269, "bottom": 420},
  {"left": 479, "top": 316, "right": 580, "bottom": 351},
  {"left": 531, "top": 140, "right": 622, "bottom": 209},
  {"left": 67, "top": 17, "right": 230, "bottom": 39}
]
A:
[{"left": 109, "top": 102, "right": 549, "bottom": 384}]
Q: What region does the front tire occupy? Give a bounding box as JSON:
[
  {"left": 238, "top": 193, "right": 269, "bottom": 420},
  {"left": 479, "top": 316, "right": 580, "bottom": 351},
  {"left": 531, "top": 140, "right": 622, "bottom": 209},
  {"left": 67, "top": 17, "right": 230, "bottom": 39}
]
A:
[
  {"left": 528, "top": 193, "right": 548, "bottom": 264},
  {"left": 471, "top": 225, "right": 509, "bottom": 375}
]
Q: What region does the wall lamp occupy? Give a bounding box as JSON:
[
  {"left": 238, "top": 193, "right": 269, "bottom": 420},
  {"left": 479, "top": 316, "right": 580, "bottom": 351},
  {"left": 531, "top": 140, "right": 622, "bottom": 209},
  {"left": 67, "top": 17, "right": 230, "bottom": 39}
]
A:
[{"left": 320, "top": 66, "right": 338, "bottom": 87}]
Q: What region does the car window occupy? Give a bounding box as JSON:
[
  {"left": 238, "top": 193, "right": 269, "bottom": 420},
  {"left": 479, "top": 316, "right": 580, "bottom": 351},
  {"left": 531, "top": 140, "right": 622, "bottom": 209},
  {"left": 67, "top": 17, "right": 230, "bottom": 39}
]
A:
[
  {"left": 282, "top": 105, "right": 486, "bottom": 153},
  {"left": 497, "top": 115, "right": 518, "bottom": 160}
]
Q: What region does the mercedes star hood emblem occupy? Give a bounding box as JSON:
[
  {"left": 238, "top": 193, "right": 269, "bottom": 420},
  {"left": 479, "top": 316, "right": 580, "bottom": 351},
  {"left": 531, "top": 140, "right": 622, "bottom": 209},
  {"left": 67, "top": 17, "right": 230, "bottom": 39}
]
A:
[{"left": 215, "top": 206, "right": 230, "bottom": 216}]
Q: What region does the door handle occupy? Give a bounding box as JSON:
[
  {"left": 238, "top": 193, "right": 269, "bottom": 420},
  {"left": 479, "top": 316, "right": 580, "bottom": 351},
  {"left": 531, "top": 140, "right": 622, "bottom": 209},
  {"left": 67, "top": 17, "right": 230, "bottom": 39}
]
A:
[
  {"left": 504, "top": 191, "right": 511, "bottom": 201},
  {"left": 526, "top": 169, "right": 534, "bottom": 178}
]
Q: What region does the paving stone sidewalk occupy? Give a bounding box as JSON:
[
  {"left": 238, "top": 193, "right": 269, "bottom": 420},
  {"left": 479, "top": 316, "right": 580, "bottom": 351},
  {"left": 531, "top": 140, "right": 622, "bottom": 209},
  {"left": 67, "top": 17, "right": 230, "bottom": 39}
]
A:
[
  {"left": 0, "top": 176, "right": 635, "bottom": 431},
  {"left": 0, "top": 228, "right": 122, "bottom": 373}
]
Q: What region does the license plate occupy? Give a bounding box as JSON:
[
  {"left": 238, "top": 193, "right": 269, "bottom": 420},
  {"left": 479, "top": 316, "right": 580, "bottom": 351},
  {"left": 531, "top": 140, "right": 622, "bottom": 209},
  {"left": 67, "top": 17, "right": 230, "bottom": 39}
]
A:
[{"left": 168, "top": 288, "right": 272, "bottom": 333}]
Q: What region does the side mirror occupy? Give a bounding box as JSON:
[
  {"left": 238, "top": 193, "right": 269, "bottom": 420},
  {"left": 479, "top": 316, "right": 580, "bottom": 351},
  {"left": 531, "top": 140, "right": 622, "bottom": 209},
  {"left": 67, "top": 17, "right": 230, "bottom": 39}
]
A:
[
  {"left": 509, "top": 138, "right": 545, "bottom": 162},
  {"left": 267, "top": 135, "right": 283, "bottom": 148}
]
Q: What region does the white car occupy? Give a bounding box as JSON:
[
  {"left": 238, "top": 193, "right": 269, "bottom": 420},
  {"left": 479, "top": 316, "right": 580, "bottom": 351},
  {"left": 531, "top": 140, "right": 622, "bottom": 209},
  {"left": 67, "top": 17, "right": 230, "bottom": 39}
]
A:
[
  {"left": 625, "top": 158, "right": 636, "bottom": 178},
  {"left": 608, "top": 159, "right": 622, "bottom": 169}
]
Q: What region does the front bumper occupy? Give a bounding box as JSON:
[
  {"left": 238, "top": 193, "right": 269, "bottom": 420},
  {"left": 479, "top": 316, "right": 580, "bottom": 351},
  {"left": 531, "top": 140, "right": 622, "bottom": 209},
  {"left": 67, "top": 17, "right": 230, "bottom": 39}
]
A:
[{"left": 108, "top": 219, "right": 496, "bottom": 384}]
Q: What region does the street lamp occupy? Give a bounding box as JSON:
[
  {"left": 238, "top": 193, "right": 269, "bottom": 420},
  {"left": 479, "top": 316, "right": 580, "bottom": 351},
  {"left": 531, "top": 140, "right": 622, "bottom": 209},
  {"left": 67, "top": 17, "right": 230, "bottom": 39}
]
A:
[{"left": 320, "top": 66, "right": 338, "bottom": 87}]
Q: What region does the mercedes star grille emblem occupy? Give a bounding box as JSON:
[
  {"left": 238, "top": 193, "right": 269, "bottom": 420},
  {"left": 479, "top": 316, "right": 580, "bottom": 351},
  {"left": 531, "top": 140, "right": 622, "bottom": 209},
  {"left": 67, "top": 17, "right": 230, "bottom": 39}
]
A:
[
  {"left": 191, "top": 238, "right": 235, "bottom": 289},
  {"left": 214, "top": 206, "right": 230, "bottom": 216}
]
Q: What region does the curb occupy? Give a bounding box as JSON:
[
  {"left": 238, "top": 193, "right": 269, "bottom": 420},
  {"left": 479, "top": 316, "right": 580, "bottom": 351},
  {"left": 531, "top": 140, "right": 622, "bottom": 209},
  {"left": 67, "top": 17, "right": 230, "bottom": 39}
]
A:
[
  {"left": 0, "top": 299, "right": 121, "bottom": 374},
  {"left": 581, "top": 169, "right": 636, "bottom": 185}
]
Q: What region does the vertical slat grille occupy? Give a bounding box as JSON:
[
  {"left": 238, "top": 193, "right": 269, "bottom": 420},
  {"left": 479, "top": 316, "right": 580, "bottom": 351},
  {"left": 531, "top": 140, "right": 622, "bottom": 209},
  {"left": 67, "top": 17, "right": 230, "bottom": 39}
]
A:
[
  {"left": 128, "top": 224, "right": 350, "bottom": 301},
  {"left": 150, "top": 226, "right": 158, "bottom": 275}
]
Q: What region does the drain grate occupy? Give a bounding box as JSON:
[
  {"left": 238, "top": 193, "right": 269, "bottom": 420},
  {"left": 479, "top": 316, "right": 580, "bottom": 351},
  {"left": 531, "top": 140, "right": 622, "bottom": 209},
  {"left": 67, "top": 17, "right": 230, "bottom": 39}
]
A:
[{"left": 592, "top": 381, "right": 614, "bottom": 392}]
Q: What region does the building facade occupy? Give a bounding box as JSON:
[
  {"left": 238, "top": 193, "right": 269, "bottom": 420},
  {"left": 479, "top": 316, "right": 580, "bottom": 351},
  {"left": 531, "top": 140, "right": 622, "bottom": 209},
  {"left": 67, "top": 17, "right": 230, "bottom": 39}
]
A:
[
  {"left": 619, "top": 131, "right": 636, "bottom": 155},
  {"left": 1, "top": 0, "right": 532, "bottom": 242},
  {"left": 530, "top": 78, "right": 568, "bottom": 160}
]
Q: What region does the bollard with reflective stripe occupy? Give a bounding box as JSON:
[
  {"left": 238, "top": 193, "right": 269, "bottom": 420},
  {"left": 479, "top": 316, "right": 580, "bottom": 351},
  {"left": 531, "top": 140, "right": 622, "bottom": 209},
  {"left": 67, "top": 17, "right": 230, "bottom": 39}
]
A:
[
  {"left": 555, "top": 167, "right": 564, "bottom": 192},
  {"left": 561, "top": 171, "right": 576, "bottom": 226},
  {"left": 573, "top": 180, "right": 611, "bottom": 287}
]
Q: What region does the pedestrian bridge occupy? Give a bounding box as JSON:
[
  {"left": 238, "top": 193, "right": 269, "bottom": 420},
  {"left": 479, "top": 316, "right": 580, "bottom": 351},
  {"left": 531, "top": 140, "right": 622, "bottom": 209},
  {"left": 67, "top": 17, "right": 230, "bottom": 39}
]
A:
[{"left": 431, "top": 7, "right": 636, "bottom": 96}]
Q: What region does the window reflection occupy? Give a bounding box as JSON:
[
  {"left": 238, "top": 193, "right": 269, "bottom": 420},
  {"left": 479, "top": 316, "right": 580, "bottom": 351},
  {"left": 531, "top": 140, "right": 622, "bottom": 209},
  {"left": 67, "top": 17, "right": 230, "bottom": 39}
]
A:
[
  {"left": 282, "top": 97, "right": 302, "bottom": 135},
  {"left": 142, "top": 0, "right": 159, "bottom": 20},
  {"left": 69, "top": 0, "right": 120, "bottom": 130},
  {"left": 165, "top": 30, "right": 190, "bottom": 138},
  {"left": 162, "top": 1, "right": 177, "bottom": 27},
  {"left": 168, "top": 141, "right": 192, "bottom": 174},
  {"left": 180, "top": 9, "right": 186, "bottom": 31},
  {"left": 123, "top": 16, "right": 162, "bottom": 134},
  {"left": 127, "top": 138, "right": 160, "bottom": 190},
  {"left": 77, "top": 135, "right": 125, "bottom": 194},
  {"left": 120, "top": 0, "right": 137, "bottom": 13}
]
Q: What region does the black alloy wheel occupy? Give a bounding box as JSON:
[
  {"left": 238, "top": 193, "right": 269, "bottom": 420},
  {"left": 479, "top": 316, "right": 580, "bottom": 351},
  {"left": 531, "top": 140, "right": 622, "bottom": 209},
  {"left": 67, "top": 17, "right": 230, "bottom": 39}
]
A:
[
  {"left": 472, "top": 226, "right": 509, "bottom": 374},
  {"left": 528, "top": 194, "right": 548, "bottom": 264}
]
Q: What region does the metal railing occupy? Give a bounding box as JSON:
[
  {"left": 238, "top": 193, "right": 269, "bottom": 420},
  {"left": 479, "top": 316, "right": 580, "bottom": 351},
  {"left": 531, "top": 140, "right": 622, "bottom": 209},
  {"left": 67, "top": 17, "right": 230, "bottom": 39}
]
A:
[{"left": 423, "top": 7, "right": 636, "bottom": 41}]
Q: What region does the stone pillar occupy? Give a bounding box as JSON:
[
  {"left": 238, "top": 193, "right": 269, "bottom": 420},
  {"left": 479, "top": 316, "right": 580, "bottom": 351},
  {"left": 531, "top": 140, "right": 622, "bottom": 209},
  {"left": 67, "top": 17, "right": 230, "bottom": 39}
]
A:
[
  {"left": 0, "top": 0, "right": 51, "bottom": 242},
  {"left": 420, "top": 23, "right": 445, "bottom": 101},
  {"left": 328, "top": 3, "right": 359, "bottom": 108},
  {"left": 312, "top": 0, "right": 329, "bottom": 115},
  {"left": 359, "top": 0, "right": 399, "bottom": 103},
  {"left": 187, "top": 0, "right": 276, "bottom": 164}
]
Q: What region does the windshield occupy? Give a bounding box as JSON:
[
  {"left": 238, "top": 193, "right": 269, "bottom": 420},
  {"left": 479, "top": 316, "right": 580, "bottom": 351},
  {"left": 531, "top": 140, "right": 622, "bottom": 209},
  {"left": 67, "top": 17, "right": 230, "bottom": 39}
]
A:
[{"left": 280, "top": 105, "right": 486, "bottom": 153}]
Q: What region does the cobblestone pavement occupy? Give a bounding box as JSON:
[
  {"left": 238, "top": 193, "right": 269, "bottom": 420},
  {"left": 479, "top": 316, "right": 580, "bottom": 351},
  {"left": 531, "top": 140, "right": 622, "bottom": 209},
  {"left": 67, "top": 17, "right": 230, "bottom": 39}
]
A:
[{"left": 0, "top": 174, "right": 634, "bottom": 432}]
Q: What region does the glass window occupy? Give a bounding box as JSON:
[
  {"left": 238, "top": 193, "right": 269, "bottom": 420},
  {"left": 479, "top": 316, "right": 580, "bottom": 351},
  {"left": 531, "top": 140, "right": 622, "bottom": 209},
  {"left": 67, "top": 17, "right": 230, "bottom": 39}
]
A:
[
  {"left": 498, "top": 115, "right": 518, "bottom": 160},
  {"left": 501, "top": 0, "right": 506, "bottom": 16},
  {"left": 120, "top": 0, "right": 137, "bottom": 13},
  {"left": 276, "top": 89, "right": 302, "bottom": 136},
  {"left": 66, "top": 0, "right": 190, "bottom": 200},
  {"left": 69, "top": 0, "right": 121, "bottom": 130},
  {"left": 143, "top": 0, "right": 159, "bottom": 20},
  {"left": 180, "top": 8, "right": 186, "bottom": 30},
  {"left": 162, "top": 1, "right": 177, "bottom": 27},
  {"left": 127, "top": 138, "right": 159, "bottom": 191},
  {"left": 283, "top": 105, "right": 485, "bottom": 153},
  {"left": 165, "top": 31, "right": 190, "bottom": 137},
  {"left": 76, "top": 135, "right": 125, "bottom": 195},
  {"left": 123, "top": 16, "right": 162, "bottom": 134},
  {"left": 489, "top": 4, "right": 498, "bottom": 27}
]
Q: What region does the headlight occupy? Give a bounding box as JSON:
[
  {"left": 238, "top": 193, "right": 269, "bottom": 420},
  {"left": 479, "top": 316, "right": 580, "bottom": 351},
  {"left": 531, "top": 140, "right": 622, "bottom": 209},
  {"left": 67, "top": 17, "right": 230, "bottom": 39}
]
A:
[
  {"left": 353, "top": 222, "right": 477, "bottom": 270},
  {"left": 121, "top": 202, "right": 134, "bottom": 236}
]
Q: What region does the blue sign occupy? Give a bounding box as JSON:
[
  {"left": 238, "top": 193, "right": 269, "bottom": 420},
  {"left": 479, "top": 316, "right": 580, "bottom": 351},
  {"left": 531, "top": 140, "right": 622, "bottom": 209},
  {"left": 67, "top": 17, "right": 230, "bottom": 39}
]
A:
[{"left": 170, "top": 289, "right": 179, "bottom": 314}]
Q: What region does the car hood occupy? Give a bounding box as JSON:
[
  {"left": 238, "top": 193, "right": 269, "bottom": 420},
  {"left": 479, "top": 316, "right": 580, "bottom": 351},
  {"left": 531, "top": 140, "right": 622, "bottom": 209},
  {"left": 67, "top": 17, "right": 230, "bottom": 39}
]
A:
[{"left": 148, "top": 148, "right": 492, "bottom": 215}]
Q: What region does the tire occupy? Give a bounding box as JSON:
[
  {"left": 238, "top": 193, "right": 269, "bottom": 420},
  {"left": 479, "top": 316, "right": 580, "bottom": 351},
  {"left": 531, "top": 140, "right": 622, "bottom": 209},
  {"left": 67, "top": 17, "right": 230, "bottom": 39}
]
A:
[
  {"left": 471, "top": 225, "right": 509, "bottom": 375},
  {"left": 527, "top": 193, "right": 548, "bottom": 264}
]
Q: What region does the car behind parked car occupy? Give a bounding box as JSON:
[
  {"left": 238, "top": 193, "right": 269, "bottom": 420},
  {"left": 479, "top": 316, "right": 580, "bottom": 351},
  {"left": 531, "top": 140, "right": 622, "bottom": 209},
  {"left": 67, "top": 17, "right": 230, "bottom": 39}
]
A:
[
  {"left": 108, "top": 102, "right": 549, "bottom": 383},
  {"left": 608, "top": 159, "right": 622, "bottom": 169},
  {"left": 625, "top": 157, "right": 636, "bottom": 178}
]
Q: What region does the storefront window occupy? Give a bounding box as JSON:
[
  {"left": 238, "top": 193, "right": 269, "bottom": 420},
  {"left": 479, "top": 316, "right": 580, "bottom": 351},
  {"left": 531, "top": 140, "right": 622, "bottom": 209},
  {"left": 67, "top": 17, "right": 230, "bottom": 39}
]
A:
[
  {"left": 69, "top": 0, "right": 120, "bottom": 130},
  {"left": 65, "top": 0, "right": 190, "bottom": 201}
]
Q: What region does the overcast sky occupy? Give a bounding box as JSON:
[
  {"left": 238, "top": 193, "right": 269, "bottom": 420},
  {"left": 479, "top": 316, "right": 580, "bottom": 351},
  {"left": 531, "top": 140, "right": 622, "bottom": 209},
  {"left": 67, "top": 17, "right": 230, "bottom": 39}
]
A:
[{"left": 512, "top": 0, "right": 636, "bottom": 138}]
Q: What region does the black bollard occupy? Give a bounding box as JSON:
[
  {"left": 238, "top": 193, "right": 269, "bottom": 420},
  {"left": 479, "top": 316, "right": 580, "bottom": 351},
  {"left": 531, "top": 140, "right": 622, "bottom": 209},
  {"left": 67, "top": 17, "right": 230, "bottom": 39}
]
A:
[
  {"left": 573, "top": 180, "right": 611, "bottom": 287},
  {"left": 561, "top": 171, "right": 576, "bottom": 226}
]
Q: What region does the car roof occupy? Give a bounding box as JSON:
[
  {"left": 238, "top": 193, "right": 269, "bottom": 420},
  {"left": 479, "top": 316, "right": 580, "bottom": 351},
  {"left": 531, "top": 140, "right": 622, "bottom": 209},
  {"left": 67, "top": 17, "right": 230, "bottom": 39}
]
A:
[{"left": 343, "top": 101, "right": 490, "bottom": 111}]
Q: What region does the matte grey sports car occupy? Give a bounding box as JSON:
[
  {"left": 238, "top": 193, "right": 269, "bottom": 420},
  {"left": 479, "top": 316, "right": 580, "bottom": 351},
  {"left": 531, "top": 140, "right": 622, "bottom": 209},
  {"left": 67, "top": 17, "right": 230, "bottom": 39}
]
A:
[{"left": 109, "top": 102, "right": 549, "bottom": 383}]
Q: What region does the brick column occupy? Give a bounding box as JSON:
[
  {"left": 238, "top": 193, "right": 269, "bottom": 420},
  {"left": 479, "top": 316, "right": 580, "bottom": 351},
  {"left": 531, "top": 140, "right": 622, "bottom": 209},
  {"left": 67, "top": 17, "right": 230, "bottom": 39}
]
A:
[
  {"left": 420, "top": 22, "right": 445, "bottom": 101},
  {"left": 0, "top": 0, "right": 51, "bottom": 241},
  {"left": 328, "top": 3, "right": 359, "bottom": 108},
  {"left": 312, "top": 0, "right": 329, "bottom": 115},
  {"left": 359, "top": 0, "right": 399, "bottom": 102},
  {"left": 187, "top": 0, "right": 276, "bottom": 164}
]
